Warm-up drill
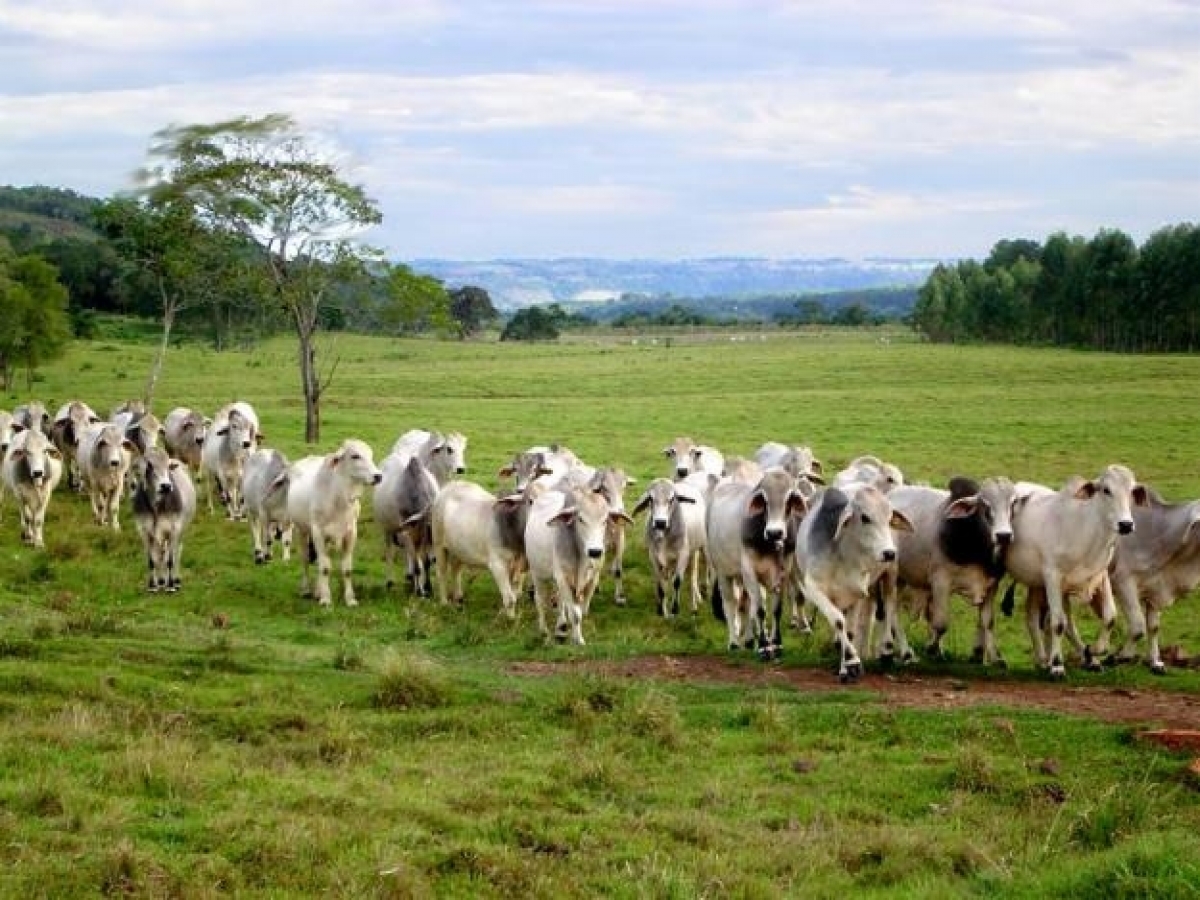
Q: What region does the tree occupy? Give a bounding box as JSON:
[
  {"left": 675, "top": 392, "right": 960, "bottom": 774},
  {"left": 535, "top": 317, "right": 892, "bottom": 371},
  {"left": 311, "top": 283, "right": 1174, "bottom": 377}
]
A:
[
  {"left": 137, "top": 114, "right": 382, "bottom": 443},
  {"left": 0, "top": 238, "right": 72, "bottom": 390},
  {"left": 501, "top": 306, "right": 560, "bottom": 341},
  {"left": 379, "top": 263, "right": 452, "bottom": 334},
  {"left": 448, "top": 285, "right": 498, "bottom": 338}
]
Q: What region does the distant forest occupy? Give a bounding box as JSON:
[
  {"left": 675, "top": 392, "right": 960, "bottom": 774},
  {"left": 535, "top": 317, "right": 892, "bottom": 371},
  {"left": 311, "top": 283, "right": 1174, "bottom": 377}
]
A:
[{"left": 3, "top": 185, "right": 1199, "bottom": 351}]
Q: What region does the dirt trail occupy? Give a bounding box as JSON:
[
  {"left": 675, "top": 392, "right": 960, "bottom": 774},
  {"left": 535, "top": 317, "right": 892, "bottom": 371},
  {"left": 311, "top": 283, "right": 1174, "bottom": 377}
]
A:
[{"left": 509, "top": 655, "right": 1200, "bottom": 730}]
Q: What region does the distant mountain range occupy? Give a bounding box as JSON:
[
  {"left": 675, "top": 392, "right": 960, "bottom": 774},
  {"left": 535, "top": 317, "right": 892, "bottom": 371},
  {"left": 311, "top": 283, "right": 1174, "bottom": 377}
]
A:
[{"left": 408, "top": 257, "right": 941, "bottom": 310}]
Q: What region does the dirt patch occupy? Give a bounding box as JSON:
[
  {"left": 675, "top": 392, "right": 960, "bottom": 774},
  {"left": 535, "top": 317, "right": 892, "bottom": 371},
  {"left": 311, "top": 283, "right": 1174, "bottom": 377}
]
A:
[{"left": 509, "top": 655, "right": 1200, "bottom": 730}]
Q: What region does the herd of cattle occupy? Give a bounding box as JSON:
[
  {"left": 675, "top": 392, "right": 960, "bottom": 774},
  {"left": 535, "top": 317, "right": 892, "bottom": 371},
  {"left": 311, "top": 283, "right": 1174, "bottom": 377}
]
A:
[{"left": 0, "top": 398, "right": 1196, "bottom": 682}]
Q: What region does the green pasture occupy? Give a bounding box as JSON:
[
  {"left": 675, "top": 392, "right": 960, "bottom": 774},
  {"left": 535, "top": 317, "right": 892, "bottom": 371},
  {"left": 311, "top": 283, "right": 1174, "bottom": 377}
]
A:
[{"left": 0, "top": 327, "right": 1198, "bottom": 897}]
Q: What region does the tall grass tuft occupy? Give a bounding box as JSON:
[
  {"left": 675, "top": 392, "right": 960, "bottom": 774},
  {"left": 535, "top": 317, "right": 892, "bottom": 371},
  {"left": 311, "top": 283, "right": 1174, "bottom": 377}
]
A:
[{"left": 373, "top": 651, "right": 455, "bottom": 710}]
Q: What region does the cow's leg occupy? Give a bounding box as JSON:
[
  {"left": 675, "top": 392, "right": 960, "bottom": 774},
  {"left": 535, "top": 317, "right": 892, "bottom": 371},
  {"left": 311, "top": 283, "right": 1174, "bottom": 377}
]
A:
[
  {"left": 610, "top": 522, "right": 627, "bottom": 606},
  {"left": 1082, "top": 576, "right": 1117, "bottom": 669},
  {"left": 670, "top": 560, "right": 684, "bottom": 618},
  {"left": 976, "top": 581, "right": 1006, "bottom": 667},
  {"left": 532, "top": 577, "right": 552, "bottom": 640},
  {"left": 311, "top": 528, "right": 333, "bottom": 606},
  {"left": 1022, "top": 584, "right": 1048, "bottom": 668},
  {"left": 168, "top": 531, "right": 183, "bottom": 590},
  {"left": 715, "top": 574, "right": 741, "bottom": 650},
  {"left": 296, "top": 527, "right": 314, "bottom": 599},
  {"left": 1111, "top": 575, "right": 1145, "bottom": 664},
  {"left": 927, "top": 575, "right": 953, "bottom": 660},
  {"left": 803, "top": 577, "right": 861, "bottom": 682},
  {"left": 688, "top": 549, "right": 704, "bottom": 614},
  {"left": 1145, "top": 604, "right": 1166, "bottom": 675},
  {"left": 488, "top": 555, "right": 519, "bottom": 619},
  {"left": 1039, "top": 574, "right": 1068, "bottom": 678},
  {"left": 251, "top": 513, "right": 269, "bottom": 564},
  {"left": 340, "top": 526, "right": 359, "bottom": 607}
]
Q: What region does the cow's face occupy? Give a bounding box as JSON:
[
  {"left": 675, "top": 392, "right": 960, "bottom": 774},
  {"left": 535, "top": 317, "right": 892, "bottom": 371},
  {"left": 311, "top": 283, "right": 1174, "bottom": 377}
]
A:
[
  {"left": 137, "top": 449, "right": 175, "bottom": 495},
  {"left": 500, "top": 451, "right": 550, "bottom": 492},
  {"left": 1076, "top": 464, "right": 1146, "bottom": 535},
  {"left": 551, "top": 492, "right": 612, "bottom": 560},
  {"left": 333, "top": 439, "right": 382, "bottom": 486},
  {"left": 837, "top": 486, "right": 910, "bottom": 564},
  {"left": 634, "top": 478, "right": 691, "bottom": 533},
  {"left": 947, "top": 476, "right": 1019, "bottom": 547},
  {"left": 747, "top": 470, "right": 808, "bottom": 548},
  {"left": 663, "top": 437, "right": 696, "bottom": 480}
]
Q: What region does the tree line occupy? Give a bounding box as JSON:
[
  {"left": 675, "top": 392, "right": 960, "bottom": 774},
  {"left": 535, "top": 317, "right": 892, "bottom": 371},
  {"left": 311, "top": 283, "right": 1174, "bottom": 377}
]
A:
[{"left": 912, "top": 225, "right": 1200, "bottom": 351}]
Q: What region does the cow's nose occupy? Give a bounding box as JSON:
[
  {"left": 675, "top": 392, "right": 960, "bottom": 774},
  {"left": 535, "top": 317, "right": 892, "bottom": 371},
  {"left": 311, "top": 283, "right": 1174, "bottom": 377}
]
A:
[
  {"left": 587, "top": 548, "right": 603, "bottom": 559},
  {"left": 372, "top": 473, "right": 383, "bottom": 485},
  {"left": 242, "top": 440, "right": 252, "bottom": 449},
  {"left": 675, "top": 467, "right": 688, "bottom": 479},
  {"left": 1118, "top": 520, "right": 1134, "bottom": 535},
  {"left": 109, "top": 459, "right": 120, "bottom": 468},
  {"left": 652, "top": 518, "right": 668, "bottom": 531},
  {"left": 765, "top": 526, "right": 784, "bottom": 542},
  {"left": 995, "top": 531, "right": 1013, "bottom": 546},
  {"left": 881, "top": 548, "right": 897, "bottom": 562},
  {"left": 158, "top": 482, "right": 173, "bottom": 494},
  {"left": 31, "top": 469, "right": 43, "bottom": 480}
]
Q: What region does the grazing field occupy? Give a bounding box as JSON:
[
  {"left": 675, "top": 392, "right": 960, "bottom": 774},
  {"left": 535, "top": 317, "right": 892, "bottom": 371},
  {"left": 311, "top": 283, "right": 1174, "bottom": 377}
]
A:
[{"left": 1, "top": 327, "right": 1199, "bottom": 897}]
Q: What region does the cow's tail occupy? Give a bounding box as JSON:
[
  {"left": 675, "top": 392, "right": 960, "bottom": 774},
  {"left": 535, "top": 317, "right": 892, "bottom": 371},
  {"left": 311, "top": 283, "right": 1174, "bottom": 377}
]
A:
[
  {"left": 1000, "top": 581, "right": 1017, "bottom": 618},
  {"left": 711, "top": 579, "right": 726, "bottom": 622}
]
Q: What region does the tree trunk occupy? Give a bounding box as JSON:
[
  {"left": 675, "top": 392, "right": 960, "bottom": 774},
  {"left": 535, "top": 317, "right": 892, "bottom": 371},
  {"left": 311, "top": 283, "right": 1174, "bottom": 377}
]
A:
[
  {"left": 298, "top": 327, "right": 320, "bottom": 444},
  {"left": 145, "top": 300, "right": 176, "bottom": 408}
]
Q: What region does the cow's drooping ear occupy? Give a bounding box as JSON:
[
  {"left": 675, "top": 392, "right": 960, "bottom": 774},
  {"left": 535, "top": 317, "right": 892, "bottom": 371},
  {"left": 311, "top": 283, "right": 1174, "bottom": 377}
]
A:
[
  {"left": 1074, "top": 480, "right": 1098, "bottom": 500},
  {"left": 833, "top": 502, "right": 855, "bottom": 542},
  {"left": 946, "top": 496, "right": 980, "bottom": 519},
  {"left": 889, "top": 509, "right": 915, "bottom": 533},
  {"left": 632, "top": 492, "right": 653, "bottom": 516},
  {"left": 805, "top": 470, "right": 826, "bottom": 486},
  {"left": 810, "top": 459, "right": 824, "bottom": 475},
  {"left": 785, "top": 490, "right": 807, "bottom": 517},
  {"left": 121, "top": 439, "right": 136, "bottom": 453},
  {"left": 46, "top": 447, "right": 62, "bottom": 460},
  {"left": 610, "top": 510, "right": 635, "bottom": 527},
  {"left": 747, "top": 490, "right": 767, "bottom": 517},
  {"left": 676, "top": 491, "right": 697, "bottom": 505},
  {"left": 1132, "top": 485, "right": 1149, "bottom": 507},
  {"left": 498, "top": 464, "right": 516, "bottom": 476},
  {"left": 11, "top": 423, "right": 25, "bottom": 434},
  {"left": 548, "top": 508, "right": 576, "bottom": 527},
  {"left": 215, "top": 427, "right": 229, "bottom": 437},
  {"left": 329, "top": 451, "right": 343, "bottom": 467},
  {"left": 10, "top": 449, "right": 26, "bottom": 461}
]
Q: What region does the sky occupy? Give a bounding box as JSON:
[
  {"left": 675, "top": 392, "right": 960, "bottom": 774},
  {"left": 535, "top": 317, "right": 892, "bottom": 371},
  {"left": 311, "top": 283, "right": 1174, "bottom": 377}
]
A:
[{"left": 2, "top": 1, "right": 1198, "bottom": 261}]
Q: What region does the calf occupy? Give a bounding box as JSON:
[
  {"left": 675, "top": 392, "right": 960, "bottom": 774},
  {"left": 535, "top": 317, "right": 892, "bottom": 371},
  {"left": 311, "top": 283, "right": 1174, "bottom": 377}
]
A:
[
  {"left": 1105, "top": 489, "right": 1200, "bottom": 674},
  {"left": 794, "top": 485, "right": 913, "bottom": 681},
  {"left": 282, "top": 439, "right": 382, "bottom": 607},
  {"left": 201, "top": 401, "right": 262, "bottom": 519},
  {"left": 706, "top": 468, "right": 808, "bottom": 659},
  {"left": 890, "top": 477, "right": 1017, "bottom": 665},
  {"left": 633, "top": 478, "right": 700, "bottom": 617},
  {"left": 2, "top": 427, "right": 63, "bottom": 548},
  {"left": 50, "top": 400, "right": 101, "bottom": 491},
  {"left": 526, "top": 488, "right": 633, "bottom": 645},
  {"left": 586, "top": 466, "right": 636, "bottom": 606},
  {"left": 130, "top": 447, "right": 197, "bottom": 592},
  {"left": 375, "top": 454, "right": 439, "bottom": 596},
  {"left": 241, "top": 448, "right": 293, "bottom": 564},
  {"left": 431, "top": 479, "right": 538, "bottom": 616},
  {"left": 77, "top": 422, "right": 135, "bottom": 530},
  {"left": 663, "top": 436, "right": 723, "bottom": 481},
  {"left": 1004, "top": 465, "right": 1147, "bottom": 677},
  {"left": 389, "top": 429, "right": 467, "bottom": 485}
]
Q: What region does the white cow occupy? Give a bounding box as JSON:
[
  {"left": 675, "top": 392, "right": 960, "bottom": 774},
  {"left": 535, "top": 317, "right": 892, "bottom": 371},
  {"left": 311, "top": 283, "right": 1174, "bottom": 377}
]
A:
[
  {"left": 163, "top": 407, "right": 210, "bottom": 473},
  {"left": 375, "top": 453, "right": 439, "bottom": 596},
  {"left": 201, "top": 401, "right": 262, "bottom": 518},
  {"left": 282, "top": 439, "right": 382, "bottom": 607},
  {"left": 50, "top": 400, "right": 101, "bottom": 491},
  {"left": 890, "top": 476, "right": 1018, "bottom": 665},
  {"left": 1106, "top": 489, "right": 1200, "bottom": 674},
  {"left": 794, "top": 485, "right": 914, "bottom": 681},
  {"left": 241, "top": 448, "right": 293, "bottom": 565},
  {"left": 706, "top": 468, "right": 809, "bottom": 659},
  {"left": 112, "top": 408, "right": 163, "bottom": 458},
  {"left": 525, "top": 488, "right": 632, "bottom": 645},
  {"left": 130, "top": 446, "right": 197, "bottom": 592},
  {"left": 389, "top": 429, "right": 467, "bottom": 486},
  {"left": 431, "top": 480, "right": 539, "bottom": 616},
  {"left": 2, "top": 427, "right": 63, "bottom": 548},
  {"left": 77, "top": 422, "right": 135, "bottom": 530},
  {"left": 633, "top": 478, "right": 702, "bottom": 617},
  {"left": 755, "top": 441, "right": 824, "bottom": 482},
  {"left": 1004, "top": 465, "right": 1147, "bottom": 678}
]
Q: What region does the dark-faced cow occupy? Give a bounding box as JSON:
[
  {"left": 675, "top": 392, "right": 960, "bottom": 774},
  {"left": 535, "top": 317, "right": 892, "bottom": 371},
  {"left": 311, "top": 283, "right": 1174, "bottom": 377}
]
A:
[
  {"left": 130, "top": 447, "right": 197, "bottom": 592},
  {"left": 50, "top": 400, "right": 101, "bottom": 491}
]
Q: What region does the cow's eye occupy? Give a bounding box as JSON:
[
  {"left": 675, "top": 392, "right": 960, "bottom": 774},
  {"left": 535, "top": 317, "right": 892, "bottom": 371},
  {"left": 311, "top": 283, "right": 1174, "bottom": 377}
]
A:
[
  {"left": 1102, "top": 486, "right": 1112, "bottom": 496},
  {"left": 860, "top": 514, "right": 871, "bottom": 525}
]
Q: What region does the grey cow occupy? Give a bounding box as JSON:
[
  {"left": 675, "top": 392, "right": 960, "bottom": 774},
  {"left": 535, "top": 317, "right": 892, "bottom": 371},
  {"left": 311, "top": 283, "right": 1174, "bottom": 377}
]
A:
[
  {"left": 375, "top": 454, "right": 440, "bottom": 596},
  {"left": 130, "top": 447, "right": 197, "bottom": 592},
  {"left": 633, "top": 478, "right": 701, "bottom": 618}
]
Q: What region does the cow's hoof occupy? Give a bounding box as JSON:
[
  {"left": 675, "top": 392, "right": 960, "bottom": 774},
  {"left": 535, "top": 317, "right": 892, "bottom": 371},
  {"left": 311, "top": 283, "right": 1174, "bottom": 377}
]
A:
[
  {"left": 1048, "top": 665, "right": 1066, "bottom": 680},
  {"left": 992, "top": 657, "right": 1008, "bottom": 670},
  {"left": 728, "top": 642, "right": 740, "bottom": 652},
  {"left": 255, "top": 554, "right": 266, "bottom": 565},
  {"left": 900, "top": 649, "right": 918, "bottom": 666},
  {"left": 1150, "top": 662, "right": 1167, "bottom": 676},
  {"left": 839, "top": 668, "right": 860, "bottom": 685},
  {"left": 877, "top": 652, "right": 895, "bottom": 670},
  {"left": 614, "top": 596, "right": 627, "bottom": 607},
  {"left": 969, "top": 647, "right": 985, "bottom": 664}
]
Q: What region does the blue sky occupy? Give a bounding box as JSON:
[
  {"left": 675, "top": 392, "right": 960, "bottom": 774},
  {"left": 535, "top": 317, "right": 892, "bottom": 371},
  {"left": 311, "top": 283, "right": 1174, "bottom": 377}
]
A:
[{"left": 2, "top": 1, "right": 1197, "bottom": 261}]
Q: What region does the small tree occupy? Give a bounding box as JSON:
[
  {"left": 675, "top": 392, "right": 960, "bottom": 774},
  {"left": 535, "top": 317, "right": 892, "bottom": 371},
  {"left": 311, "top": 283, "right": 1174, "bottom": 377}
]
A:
[
  {"left": 0, "top": 240, "right": 72, "bottom": 390},
  {"left": 449, "top": 285, "right": 498, "bottom": 338},
  {"left": 138, "top": 114, "right": 382, "bottom": 443},
  {"left": 501, "top": 306, "right": 560, "bottom": 341},
  {"left": 381, "top": 263, "right": 452, "bottom": 334}
]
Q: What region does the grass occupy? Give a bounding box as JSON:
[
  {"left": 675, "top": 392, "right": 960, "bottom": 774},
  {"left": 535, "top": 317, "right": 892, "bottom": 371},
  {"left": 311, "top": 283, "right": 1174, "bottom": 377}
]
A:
[{"left": 0, "top": 326, "right": 1196, "bottom": 895}]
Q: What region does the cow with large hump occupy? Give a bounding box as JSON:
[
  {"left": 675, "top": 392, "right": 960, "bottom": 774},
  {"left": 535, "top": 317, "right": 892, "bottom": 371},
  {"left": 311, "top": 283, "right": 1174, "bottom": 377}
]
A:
[
  {"left": 241, "top": 448, "right": 293, "bottom": 565},
  {"left": 279, "top": 438, "right": 382, "bottom": 607},
  {"left": 525, "top": 487, "right": 633, "bottom": 645},
  {"left": 375, "top": 454, "right": 439, "bottom": 596},
  {"left": 2, "top": 426, "right": 63, "bottom": 548},
  {"left": 50, "top": 400, "right": 101, "bottom": 491},
  {"left": 706, "top": 467, "right": 808, "bottom": 659},
  {"left": 389, "top": 429, "right": 468, "bottom": 486},
  {"left": 201, "top": 400, "right": 262, "bottom": 519},
  {"left": 633, "top": 477, "right": 704, "bottom": 618},
  {"left": 1101, "top": 488, "right": 1200, "bottom": 674},
  {"left": 112, "top": 408, "right": 163, "bottom": 458},
  {"left": 755, "top": 441, "right": 824, "bottom": 483},
  {"left": 794, "top": 484, "right": 914, "bottom": 682},
  {"left": 130, "top": 446, "right": 197, "bottom": 592},
  {"left": 1004, "top": 464, "right": 1147, "bottom": 678},
  {"left": 430, "top": 479, "right": 541, "bottom": 617},
  {"left": 833, "top": 455, "right": 905, "bottom": 494},
  {"left": 76, "top": 421, "right": 135, "bottom": 530},
  {"left": 890, "top": 476, "right": 1018, "bottom": 665}
]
